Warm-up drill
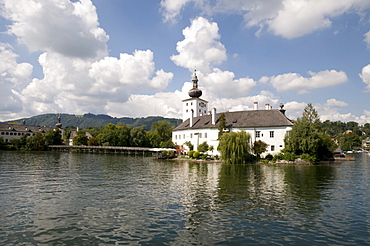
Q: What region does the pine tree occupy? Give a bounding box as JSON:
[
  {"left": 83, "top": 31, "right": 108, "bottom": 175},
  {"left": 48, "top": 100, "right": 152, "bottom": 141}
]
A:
[{"left": 284, "top": 104, "right": 336, "bottom": 161}]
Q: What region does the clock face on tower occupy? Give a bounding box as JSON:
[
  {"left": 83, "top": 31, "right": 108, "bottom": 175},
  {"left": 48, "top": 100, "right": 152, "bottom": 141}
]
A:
[{"left": 200, "top": 102, "right": 205, "bottom": 107}]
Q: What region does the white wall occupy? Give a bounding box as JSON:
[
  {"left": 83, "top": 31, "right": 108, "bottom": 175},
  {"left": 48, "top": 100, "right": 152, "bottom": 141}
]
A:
[
  {"left": 182, "top": 98, "right": 208, "bottom": 121},
  {"left": 172, "top": 126, "right": 292, "bottom": 157},
  {"left": 173, "top": 128, "right": 218, "bottom": 152}
]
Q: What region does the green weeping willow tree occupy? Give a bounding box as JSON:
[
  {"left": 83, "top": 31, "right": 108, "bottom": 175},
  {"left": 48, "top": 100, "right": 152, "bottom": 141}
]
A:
[{"left": 217, "top": 131, "right": 253, "bottom": 164}]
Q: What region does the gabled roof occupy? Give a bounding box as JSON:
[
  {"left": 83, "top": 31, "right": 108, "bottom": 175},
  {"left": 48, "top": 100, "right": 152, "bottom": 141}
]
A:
[
  {"left": 68, "top": 130, "right": 93, "bottom": 139},
  {"left": 0, "top": 123, "right": 53, "bottom": 133},
  {"left": 174, "top": 109, "right": 294, "bottom": 131}
]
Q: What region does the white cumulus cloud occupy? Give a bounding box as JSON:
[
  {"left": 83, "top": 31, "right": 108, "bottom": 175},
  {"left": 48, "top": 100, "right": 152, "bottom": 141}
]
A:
[
  {"left": 89, "top": 50, "right": 173, "bottom": 94},
  {"left": 1, "top": 0, "right": 108, "bottom": 59},
  {"left": 160, "top": 0, "right": 193, "bottom": 22},
  {"left": 106, "top": 91, "right": 183, "bottom": 119},
  {"left": 170, "top": 17, "right": 227, "bottom": 73},
  {"left": 171, "top": 17, "right": 256, "bottom": 97},
  {"left": 359, "top": 64, "right": 370, "bottom": 92},
  {"left": 0, "top": 43, "right": 33, "bottom": 118},
  {"left": 261, "top": 70, "right": 348, "bottom": 94},
  {"left": 201, "top": 68, "right": 256, "bottom": 98},
  {"left": 161, "top": 0, "right": 370, "bottom": 38},
  {"left": 325, "top": 98, "right": 348, "bottom": 107},
  {"left": 0, "top": 0, "right": 173, "bottom": 121}
]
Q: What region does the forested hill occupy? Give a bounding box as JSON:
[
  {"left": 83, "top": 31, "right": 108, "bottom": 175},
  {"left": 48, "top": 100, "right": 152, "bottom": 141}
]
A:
[{"left": 3, "top": 113, "right": 182, "bottom": 130}]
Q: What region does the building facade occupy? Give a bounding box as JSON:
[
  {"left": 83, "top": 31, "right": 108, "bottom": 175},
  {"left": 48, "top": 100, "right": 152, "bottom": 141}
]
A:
[
  {"left": 172, "top": 71, "right": 294, "bottom": 156},
  {"left": 0, "top": 124, "right": 54, "bottom": 143},
  {"left": 0, "top": 115, "right": 63, "bottom": 143}
]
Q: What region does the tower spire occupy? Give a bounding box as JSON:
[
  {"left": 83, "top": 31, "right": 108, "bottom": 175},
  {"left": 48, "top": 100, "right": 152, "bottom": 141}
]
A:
[
  {"left": 192, "top": 69, "right": 198, "bottom": 88},
  {"left": 189, "top": 70, "right": 202, "bottom": 98},
  {"left": 56, "top": 113, "right": 62, "bottom": 129}
]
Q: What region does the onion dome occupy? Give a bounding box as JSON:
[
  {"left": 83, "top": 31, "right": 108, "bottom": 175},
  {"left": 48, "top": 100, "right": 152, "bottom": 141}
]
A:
[
  {"left": 56, "top": 114, "right": 62, "bottom": 128},
  {"left": 188, "top": 70, "right": 202, "bottom": 98}
]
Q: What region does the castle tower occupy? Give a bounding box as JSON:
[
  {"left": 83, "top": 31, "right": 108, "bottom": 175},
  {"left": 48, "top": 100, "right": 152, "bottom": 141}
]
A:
[
  {"left": 182, "top": 70, "right": 208, "bottom": 121},
  {"left": 55, "top": 114, "right": 62, "bottom": 129}
]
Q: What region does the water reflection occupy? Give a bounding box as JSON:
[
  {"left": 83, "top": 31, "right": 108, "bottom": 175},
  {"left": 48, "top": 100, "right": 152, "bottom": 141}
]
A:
[{"left": 1, "top": 152, "right": 370, "bottom": 245}]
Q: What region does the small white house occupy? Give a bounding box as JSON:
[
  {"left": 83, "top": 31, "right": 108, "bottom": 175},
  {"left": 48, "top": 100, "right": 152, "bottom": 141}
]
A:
[
  {"left": 172, "top": 71, "right": 294, "bottom": 156},
  {"left": 68, "top": 129, "right": 93, "bottom": 146}
]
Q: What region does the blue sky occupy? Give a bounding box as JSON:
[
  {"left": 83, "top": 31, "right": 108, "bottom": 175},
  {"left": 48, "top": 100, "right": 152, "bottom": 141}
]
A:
[{"left": 0, "top": 0, "right": 370, "bottom": 124}]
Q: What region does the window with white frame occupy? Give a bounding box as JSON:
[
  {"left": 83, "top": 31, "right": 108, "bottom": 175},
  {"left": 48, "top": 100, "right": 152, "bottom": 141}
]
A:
[
  {"left": 256, "top": 131, "right": 261, "bottom": 138},
  {"left": 270, "top": 131, "right": 274, "bottom": 138}
]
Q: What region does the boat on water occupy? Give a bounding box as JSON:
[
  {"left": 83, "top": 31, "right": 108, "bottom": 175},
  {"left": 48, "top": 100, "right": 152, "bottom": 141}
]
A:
[{"left": 333, "top": 147, "right": 355, "bottom": 161}]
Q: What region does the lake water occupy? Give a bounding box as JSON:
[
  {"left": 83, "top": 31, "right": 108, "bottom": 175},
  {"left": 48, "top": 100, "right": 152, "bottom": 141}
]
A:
[{"left": 1, "top": 151, "right": 370, "bottom": 245}]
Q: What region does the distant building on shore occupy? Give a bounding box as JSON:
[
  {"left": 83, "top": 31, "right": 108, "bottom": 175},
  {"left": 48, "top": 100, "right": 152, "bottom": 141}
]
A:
[
  {"left": 0, "top": 115, "right": 63, "bottom": 143},
  {"left": 172, "top": 71, "right": 294, "bottom": 156},
  {"left": 68, "top": 128, "right": 93, "bottom": 146}
]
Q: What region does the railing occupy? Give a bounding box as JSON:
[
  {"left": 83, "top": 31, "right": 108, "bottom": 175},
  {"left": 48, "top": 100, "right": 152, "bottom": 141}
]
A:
[
  {"left": 48, "top": 145, "right": 175, "bottom": 156},
  {"left": 49, "top": 145, "right": 153, "bottom": 151}
]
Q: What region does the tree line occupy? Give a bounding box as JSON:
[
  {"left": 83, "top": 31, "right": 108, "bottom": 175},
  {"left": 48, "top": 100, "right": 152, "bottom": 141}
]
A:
[
  {"left": 322, "top": 120, "right": 369, "bottom": 151},
  {"left": 5, "top": 113, "right": 181, "bottom": 130},
  {"left": 66, "top": 120, "right": 175, "bottom": 148},
  {"left": 0, "top": 120, "right": 175, "bottom": 151}
]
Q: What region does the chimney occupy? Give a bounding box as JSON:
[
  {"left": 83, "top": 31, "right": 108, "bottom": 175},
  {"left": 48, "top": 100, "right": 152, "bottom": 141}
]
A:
[
  {"left": 212, "top": 108, "right": 216, "bottom": 125},
  {"left": 279, "top": 102, "right": 286, "bottom": 115},
  {"left": 254, "top": 102, "right": 258, "bottom": 110},
  {"left": 190, "top": 109, "right": 194, "bottom": 127},
  {"left": 265, "top": 103, "right": 270, "bottom": 110}
]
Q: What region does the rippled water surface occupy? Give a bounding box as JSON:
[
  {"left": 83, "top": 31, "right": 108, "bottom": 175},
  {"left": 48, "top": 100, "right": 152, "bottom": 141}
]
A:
[{"left": 1, "top": 151, "right": 370, "bottom": 245}]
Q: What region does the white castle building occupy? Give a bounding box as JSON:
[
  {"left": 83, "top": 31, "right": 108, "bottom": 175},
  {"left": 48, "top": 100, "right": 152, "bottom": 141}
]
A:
[
  {"left": 0, "top": 115, "right": 63, "bottom": 143},
  {"left": 172, "top": 71, "right": 294, "bottom": 156}
]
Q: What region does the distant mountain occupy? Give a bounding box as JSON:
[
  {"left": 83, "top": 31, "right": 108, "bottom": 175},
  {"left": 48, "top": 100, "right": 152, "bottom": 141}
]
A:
[{"left": 3, "top": 113, "right": 182, "bottom": 130}]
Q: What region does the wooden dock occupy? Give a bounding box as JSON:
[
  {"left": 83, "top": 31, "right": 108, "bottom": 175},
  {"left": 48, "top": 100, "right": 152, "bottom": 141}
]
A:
[{"left": 48, "top": 145, "right": 157, "bottom": 156}]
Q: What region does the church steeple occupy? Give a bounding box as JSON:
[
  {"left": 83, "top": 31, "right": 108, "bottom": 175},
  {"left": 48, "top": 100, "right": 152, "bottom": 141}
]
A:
[
  {"left": 188, "top": 70, "right": 202, "bottom": 98},
  {"left": 192, "top": 70, "right": 198, "bottom": 87},
  {"left": 56, "top": 113, "right": 62, "bottom": 129},
  {"left": 182, "top": 70, "right": 208, "bottom": 121}
]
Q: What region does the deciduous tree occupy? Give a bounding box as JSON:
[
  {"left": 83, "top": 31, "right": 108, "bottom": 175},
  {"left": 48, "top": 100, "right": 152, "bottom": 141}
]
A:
[
  {"left": 73, "top": 130, "right": 89, "bottom": 146},
  {"left": 26, "top": 133, "right": 47, "bottom": 151},
  {"left": 151, "top": 121, "right": 173, "bottom": 142},
  {"left": 197, "top": 141, "right": 209, "bottom": 153},
  {"left": 252, "top": 140, "right": 268, "bottom": 158},
  {"left": 130, "top": 125, "right": 147, "bottom": 147},
  {"left": 44, "top": 128, "right": 63, "bottom": 146},
  {"left": 184, "top": 141, "right": 193, "bottom": 150}
]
